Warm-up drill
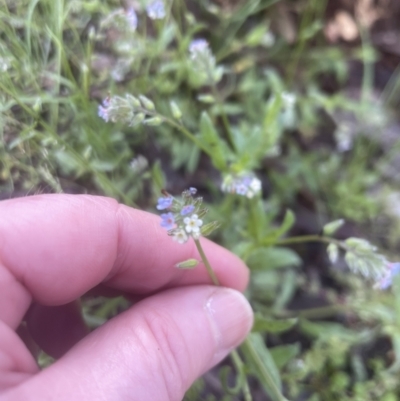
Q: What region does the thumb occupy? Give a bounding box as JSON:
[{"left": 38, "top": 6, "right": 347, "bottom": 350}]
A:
[{"left": 5, "top": 286, "right": 253, "bottom": 401}]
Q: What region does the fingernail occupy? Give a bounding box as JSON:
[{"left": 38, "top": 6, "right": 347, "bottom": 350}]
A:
[{"left": 205, "top": 288, "right": 253, "bottom": 363}]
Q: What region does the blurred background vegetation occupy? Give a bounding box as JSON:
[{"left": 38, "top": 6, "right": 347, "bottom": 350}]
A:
[{"left": 2, "top": 0, "right": 400, "bottom": 400}]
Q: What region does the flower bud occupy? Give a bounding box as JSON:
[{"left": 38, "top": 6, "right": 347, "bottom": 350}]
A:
[
  {"left": 143, "top": 116, "right": 163, "bottom": 126},
  {"left": 139, "top": 95, "right": 155, "bottom": 111},
  {"left": 175, "top": 259, "right": 200, "bottom": 269},
  {"left": 170, "top": 101, "right": 182, "bottom": 119}
]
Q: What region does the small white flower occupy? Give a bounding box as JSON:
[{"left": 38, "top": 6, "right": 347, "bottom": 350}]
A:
[
  {"left": 184, "top": 214, "right": 203, "bottom": 234},
  {"left": 129, "top": 155, "right": 148, "bottom": 173},
  {"left": 249, "top": 177, "right": 262, "bottom": 192},
  {"left": 172, "top": 228, "right": 188, "bottom": 244}
]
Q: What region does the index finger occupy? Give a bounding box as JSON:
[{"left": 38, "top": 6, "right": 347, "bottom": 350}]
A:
[{"left": 0, "top": 194, "right": 249, "bottom": 328}]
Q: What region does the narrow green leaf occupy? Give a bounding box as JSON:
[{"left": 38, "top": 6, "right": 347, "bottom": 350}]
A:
[
  {"left": 247, "top": 246, "right": 301, "bottom": 271},
  {"left": 262, "top": 210, "right": 295, "bottom": 243},
  {"left": 270, "top": 343, "right": 301, "bottom": 369},
  {"left": 199, "top": 111, "right": 227, "bottom": 170},
  {"left": 252, "top": 314, "right": 298, "bottom": 333},
  {"left": 242, "top": 333, "right": 283, "bottom": 400}
]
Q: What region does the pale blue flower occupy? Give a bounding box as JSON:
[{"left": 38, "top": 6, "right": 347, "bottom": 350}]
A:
[
  {"left": 146, "top": 1, "right": 165, "bottom": 20},
  {"left": 221, "top": 172, "right": 262, "bottom": 198},
  {"left": 98, "top": 103, "right": 109, "bottom": 122},
  {"left": 180, "top": 205, "right": 195, "bottom": 216},
  {"left": 189, "top": 39, "right": 208, "bottom": 56},
  {"left": 160, "top": 212, "right": 175, "bottom": 230},
  {"left": 189, "top": 187, "right": 197, "bottom": 195},
  {"left": 126, "top": 7, "right": 138, "bottom": 30},
  {"left": 157, "top": 196, "right": 173, "bottom": 210},
  {"left": 376, "top": 262, "right": 400, "bottom": 289}
]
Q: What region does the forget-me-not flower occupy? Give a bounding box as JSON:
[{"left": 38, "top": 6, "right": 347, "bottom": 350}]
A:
[
  {"left": 160, "top": 212, "right": 175, "bottom": 230},
  {"left": 146, "top": 1, "right": 166, "bottom": 20},
  {"left": 157, "top": 196, "right": 173, "bottom": 210},
  {"left": 180, "top": 205, "right": 195, "bottom": 216}
]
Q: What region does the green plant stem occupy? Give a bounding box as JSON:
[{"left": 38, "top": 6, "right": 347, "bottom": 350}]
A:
[
  {"left": 231, "top": 349, "right": 252, "bottom": 401},
  {"left": 194, "top": 238, "right": 220, "bottom": 286},
  {"left": 166, "top": 118, "right": 210, "bottom": 155},
  {"left": 274, "top": 234, "right": 354, "bottom": 255},
  {"left": 137, "top": 107, "right": 212, "bottom": 156},
  {"left": 242, "top": 337, "right": 289, "bottom": 401},
  {"left": 274, "top": 304, "right": 348, "bottom": 320},
  {"left": 275, "top": 234, "right": 342, "bottom": 248},
  {"left": 195, "top": 238, "right": 289, "bottom": 401},
  {"left": 194, "top": 239, "right": 255, "bottom": 400}
]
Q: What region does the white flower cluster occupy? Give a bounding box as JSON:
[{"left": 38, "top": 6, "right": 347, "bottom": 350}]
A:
[{"left": 221, "top": 172, "right": 262, "bottom": 199}]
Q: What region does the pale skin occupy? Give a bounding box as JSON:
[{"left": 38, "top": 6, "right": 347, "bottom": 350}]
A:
[{"left": 0, "top": 195, "right": 253, "bottom": 401}]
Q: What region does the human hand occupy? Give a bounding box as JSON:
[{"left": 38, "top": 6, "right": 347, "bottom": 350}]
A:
[{"left": 0, "top": 195, "right": 253, "bottom": 401}]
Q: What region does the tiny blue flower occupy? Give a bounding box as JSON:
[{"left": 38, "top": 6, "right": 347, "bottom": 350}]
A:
[
  {"left": 160, "top": 212, "right": 175, "bottom": 230},
  {"left": 181, "top": 204, "right": 195, "bottom": 216},
  {"left": 146, "top": 0, "right": 166, "bottom": 20},
  {"left": 126, "top": 7, "right": 138, "bottom": 30},
  {"left": 189, "top": 39, "right": 208, "bottom": 56},
  {"left": 157, "top": 196, "right": 173, "bottom": 210},
  {"left": 98, "top": 105, "right": 109, "bottom": 122},
  {"left": 235, "top": 184, "right": 248, "bottom": 196},
  {"left": 377, "top": 262, "right": 400, "bottom": 289},
  {"left": 189, "top": 187, "right": 197, "bottom": 195}
]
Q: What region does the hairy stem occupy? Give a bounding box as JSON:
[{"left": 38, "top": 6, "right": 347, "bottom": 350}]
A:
[{"left": 194, "top": 238, "right": 220, "bottom": 286}]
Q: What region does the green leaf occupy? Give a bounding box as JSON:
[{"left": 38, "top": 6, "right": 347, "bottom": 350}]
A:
[
  {"left": 252, "top": 314, "right": 298, "bottom": 333},
  {"left": 247, "top": 246, "right": 301, "bottom": 271},
  {"left": 263, "top": 210, "right": 295, "bottom": 243},
  {"left": 242, "top": 333, "right": 283, "bottom": 400},
  {"left": 90, "top": 159, "right": 118, "bottom": 172},
  {"left": 246, "top": 24, "right": 268, "bottom": 46},
  {"left": 151, "top": 161, "right": 166, "bottom": 192},
  {"left": 270, "top": 343, "right": 301, "bottom": 369},
  {"left": 54, "top": 150, "right": 81, "bottom": 175},
  {"left": 254, "top": 93, "right": 282, "bottom": 158},
  {"left": 300, "top": 320, "right": 363, "bottom": 343},
  {"left": 199, "top": 111, "right": 228, "bottom": 170}
]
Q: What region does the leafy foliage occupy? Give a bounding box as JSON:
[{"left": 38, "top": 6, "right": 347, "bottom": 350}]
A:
[{"left": 2, "top": 0, "right": 400, "bottom": 400}]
